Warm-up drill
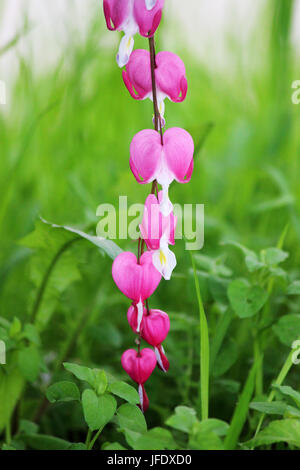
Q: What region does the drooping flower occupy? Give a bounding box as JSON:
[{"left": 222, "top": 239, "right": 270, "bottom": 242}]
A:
[
  {"left": 128, "top": 306, "right": 170, "bottom": 372},
  {"left": 121, "top": 348, "right": 157, "bottom": 412},
  {"left": 112, "top": 251, "right": 162, "bottom": 332},
  {"left": 140, "top": 192, "right": 177, "bottom": 279},
  {"left": 130, "top": 127, "right": 194, "bottom": 216},
  {"left": 103, "top": 0, "right": 164, "bottom": 67},
  {"left": 123, "top": 49, "right": 187, "bottom": 124}
]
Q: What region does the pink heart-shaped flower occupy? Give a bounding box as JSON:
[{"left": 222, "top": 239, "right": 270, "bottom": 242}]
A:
[
  {"left": 121, "top": 348, "right": 157, "bottom": 384},
  {"left": 127, "top": 307, "right": 170, "bottom": 346},
  {"left": 112, "top": 251, "right": 162, "bottom": 302}
]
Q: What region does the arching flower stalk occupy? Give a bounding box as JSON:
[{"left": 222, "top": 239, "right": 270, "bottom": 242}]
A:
[{"left": 102, "top": 1, "right": 194, "bottom": 412}]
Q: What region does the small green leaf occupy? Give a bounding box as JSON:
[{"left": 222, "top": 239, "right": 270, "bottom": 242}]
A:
[
  {"left": 63, "top": 362, "right": 96, "bottom": 388},
  {"left": 82, "top": 390, "right": 116, "bottom": 431},
  {"left": 102, "top": 442, "right": 127, "bottom": 450},
  {"left": 134, "top": 427, "right": 177, "bottom": 450},
  {"left": 287, "top": 281, "right": 300, "bottom": 295},
  {"left": 18, "top": 346, "right": 41, "bottom": 382},
  {"left": 68, "top": 443, "right": 87, "bottom": 450},
  {"left": 250, "top": 401, "right": 287, "bottom": 415},
  {"left": 272, "top": 315, "right": 300, "bottom": 346},
  {"left": 117, "top": 404, "right": 147, "bottom": 434},
  {"left": 166, "top": 406, "right": 197, "bottom": 433},
  {"left": 22, "top": 434, "right": 71, "bottom": 450},
  {"left": 262, "top": 248, "right": 289, "bottom": 266},
  {"left": 19, "top": 419, "right": 39, "bottom": 435},
  {"left": 22, "top": 324, "right": 40, "bottom": 346},
  {"left": 46, "top": 381, "right": 80, "bottom": 403},
  {"left": 247, "top": 419, "right": 300, "bottom": 448},
  {"left": 228, "top": 280, "right": 268, "bottom": 318},
  {"left": 273, "top": 385, "right": 300, "bottom": 408},
  {"left": 212, "top": 339, "right": 238, "bottom": 377},
  {"left": 9, "top": 317, "right": 22, "bottom": 338},
  {"left": 93, "top": 369, "right": 108, "bottom": 395},
  {"left": 108, "top": 381, "right": 139, "bottom": 404},
  {"left": 189, "top": 421, "right": 224, "bottom": 450}
]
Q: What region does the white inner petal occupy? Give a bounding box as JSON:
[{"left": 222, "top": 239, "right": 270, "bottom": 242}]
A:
[
  {"left": 152, "top": 236, "right": 177, "bottom": 280},
  {"left": 138, "top": 384, "right": 144, "bottom": 411},
  {"left": 145, "top": 0, "right": 157, "bottom": 11},
  {"left": 136, "top": 299, "right": 144, "bottom": 333},
  {"left": 155, "top": 346, "right": 167, "bottom": 372},
  {"left": 116, "top": 34, "right": 135, "bottom": 68}
]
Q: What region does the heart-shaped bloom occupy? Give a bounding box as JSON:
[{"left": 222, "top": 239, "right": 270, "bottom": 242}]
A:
[
  {"left": 130, "top": 127, "right": 194, "bottom": 216},
  {"left": 112, "top": 251, "right": 162, "bottom": 332},
  {"left": 140, "top": 192, "right": 177, "bottom": 279},
  {"left": 123, "top": 49, "right": 187, "bottom": 123},
  {"left": 103, "top": 0, "right": 164, "bottom": 67},
  {"left": 121, "top": 348, "right": 157, "bottom": 412},
  {"left": 127, "top": 307, "right": 170, "bottom": 372}
]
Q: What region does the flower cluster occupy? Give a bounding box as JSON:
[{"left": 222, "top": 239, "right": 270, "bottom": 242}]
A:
[{"left": 103, "top": 0, "right": 194, "bottom": 412}]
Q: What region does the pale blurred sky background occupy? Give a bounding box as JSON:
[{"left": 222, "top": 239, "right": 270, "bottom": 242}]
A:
[{"left": 1, "top": 0, "right": 300, "bottom": 91}]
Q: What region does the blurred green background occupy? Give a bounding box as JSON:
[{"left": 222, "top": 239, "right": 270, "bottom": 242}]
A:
[{"left": 0, "top": 0, "right": 300, "bottom": 447}]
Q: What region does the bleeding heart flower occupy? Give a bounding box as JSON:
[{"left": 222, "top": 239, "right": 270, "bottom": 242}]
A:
[
  {"left": 123, "top": 49, "right": 187, "bottom": 124},
  {"left": 121, "top": 348, "right": 157, "bottom": 412},
  {"left": 140, "top": 192, "right": 177, "bottom": 279},
  {"left": 112, "top": 251, "right": 162, "bottom": 332},
  {"left": 103, "top": 0, "right": 164, "bottom": 67},
  {"left": 127, "top": 307, "right": 170, "bottom": 372},
  {"left": 130, "top": 127, "right": 194, "bottom": 216}
]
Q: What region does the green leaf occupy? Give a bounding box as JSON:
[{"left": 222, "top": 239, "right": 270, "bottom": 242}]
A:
[
  {"left": 22, "top": 434, "right": 71, "bottom": 450},
  {"left": 46, "top": 381, "right": 80, "bottom": 403},
  {"left": 228, "top": 280, "right": 268, "bottom": 318},
  {"left": 222, "top": 241, "right": 263, "bottom": 273},
  {"left": 262, "top": 248, "right": 289, "bottom": 266},
  {"left": 272, "top": 314, "right": 300, "bottom": 346},
  {"left": 63, "top": 362, "right": 96, "bottom": 389},
  {"left": 68, "top": 443, "right": 87, "bottom": 450},
  {"left": 18, "top": 345, "right": 41, "bottom": 382},
  {"left": 247, "top": 419, "right": 300, "bottom": 448},
  {"left": 82, "top": 390, "right": 116, "bottom": 431},
  {"left": 22, "top": 324, "right": 40, "bottom": 346},
  {"left": 42, "top": 218, "right": 123, "bottom": 260},
  {"left": 287, "top": 281, "right": 300, "bottom": 295},
  {"left": 165, "top": 406, "right": 197, "bottom": 433},
  {"left": 9, "top": 317, "right": 21, "bottom": 338},
  {"left": 102, "top": 442, "right": 127, "bottom": 450},
  {"left": 20, "top": 220, "right": 82, "bottom": 329},
  {"left": 250, "top": 401, "right": 287, "bottom": 415},
  {"left": 273, "top": 385, "right": 300, "bottom": 408},
  {"left": 134, "top": 427, "right": 177, "bottom": 450},
  {"left": 197, "top": 419, "right": 229, "bottom": 437},
  {"left": 19, "top": 419, "right": 39, "bottom": 435},
  {"left": 224, "top": 361, "right": 258, "bottom": 450},
  {"left": 0, "top": 358, "right": 24, "bottom": 432},
  {"left": 108, "top": 381, "right": 139, "bottom": 404},
  {"left": 189, "top": 421, "right": 224, "bottom": 450},
  {"left": 93, "top": 369, "right": 108, "bottom": 395},
  {"left": 117, "top": 404, "right": 147, "bottom": 434}
]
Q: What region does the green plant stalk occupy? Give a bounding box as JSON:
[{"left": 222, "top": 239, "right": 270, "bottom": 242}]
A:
[
  {"left": 253, "top": 335, "right": 300, "bottom": 438},
  {"left": 253, "top": 335, "right": 263, "bottom": 396},
  {"left": 85, "top": 428, "right": 92, "bottom": 448},
  {"left": 88, "top": 426, "right": 104, "bottom": 450},
  {"left": 224, "top": 360, "right": 259, "bottom": 450},
  {"left": 190, "top": 252, "right": 209, "bottom": 421}
]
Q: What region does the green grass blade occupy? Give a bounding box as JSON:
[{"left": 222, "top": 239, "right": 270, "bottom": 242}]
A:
[
  {"left": 190, "top": 252, "right": 209, "bottom": 421},
  {"left": 210, "top": 308, "right": 233, "bottom": 373},
  {"left": 224, "top": 360, "right": 259, "bottom": 450}
]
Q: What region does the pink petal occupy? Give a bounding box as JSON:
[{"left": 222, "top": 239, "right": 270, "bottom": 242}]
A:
[
  {"left": 133, "top": 0, "right": 164, "bottom": 37},
  {"left": 121, "top": 348, "right": 157, "bottom": 384},
  {"left": 142, "top": 309, "right": 170, "bottom": 346},
  {"left": 112, "top": 251, "right": 161, "bottom": 302},
  {"left": 130, "top": 129, "right": 161, "bottom": 184},
  {"left": 156, "top": 51, "right": 187, "bottom": 102},
  {"left": 103, "top": 0, "right": 130, "bottom": 31},
  {"left": 123, "top": 49, "right": 152, "bottom": 100},
  {"left": 163, "top": 127, "right": 194, "bottom": 183},
  {"left": 155, "top": 345, "right": 169, "bottom": 372},
  {"left": 138, "top": 384, "right": 149, "bottom": 413}
]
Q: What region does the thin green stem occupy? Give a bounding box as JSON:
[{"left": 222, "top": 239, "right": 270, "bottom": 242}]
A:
[
  {"left": 190, "top": 252, "right": 209, "bottom": 420},
  {"left": 88, "top": 426, "right": 104, "bottom": 450},
  {"left": 85, "top": 428, "right": 92, "bottom": 448}
]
